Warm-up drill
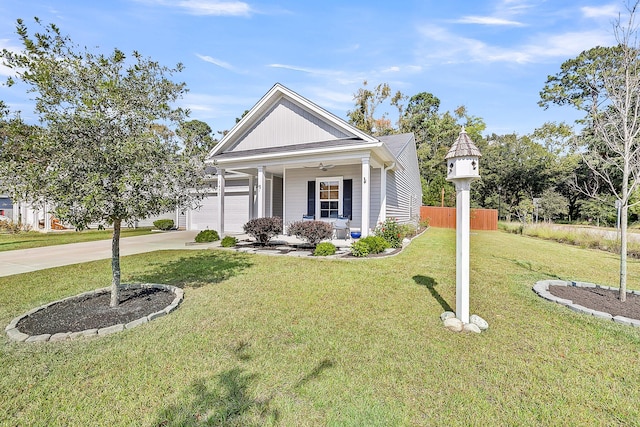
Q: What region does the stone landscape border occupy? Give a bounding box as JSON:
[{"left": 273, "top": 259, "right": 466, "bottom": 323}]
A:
[
  {"left": 533, "top": 279, "right": 640, "bottom": 327},
  {"left": 5, "top": 283, "right": 184, "bottom": 343}
]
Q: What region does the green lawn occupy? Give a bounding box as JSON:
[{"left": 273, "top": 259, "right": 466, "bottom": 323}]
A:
[
  {"left": 0, "top": 227, "right": 155, "bottom": 252},
  {"left": 1, "top": 228, "right": 639, "bottom": 426}
]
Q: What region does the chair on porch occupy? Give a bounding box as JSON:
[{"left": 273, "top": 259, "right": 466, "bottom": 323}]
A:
[
  {"left": 333, "top": 216, "right": 350, "bottom": 239},
  {"left": 302, "top": 215, "right": 315, "bottom": 221}
]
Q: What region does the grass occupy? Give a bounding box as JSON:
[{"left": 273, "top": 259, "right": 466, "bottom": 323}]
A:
[
  {"left": 0, "top": 227, "right": 155, "bottom": 252},
  {"left": 1, "top": 228, "right": 640, "bottom": 425}
]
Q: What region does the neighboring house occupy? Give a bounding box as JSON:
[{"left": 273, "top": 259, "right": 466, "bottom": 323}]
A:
[{"left": 186, "top": 83, "right": 422, "bottom": 237}]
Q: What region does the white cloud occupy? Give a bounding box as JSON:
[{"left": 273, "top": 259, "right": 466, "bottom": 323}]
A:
[
  {"left": 417, "top": 24, "right": 614, "bottom": 65},
  {"left": 134, "top": 0, "right": 253, "bottom": 17},
  {"left": 177, "top": 0, "right": 252, "bottom": 16},
  {"left": 582, "top": 4, "right": 620, "bottom": 18},
  {"left": 454, "top": 16, "right": 526, "bottom": 26},
  {"left": 196, "top": 54, "right": 234, "bottom": 70},
  {"left": 268, "top": 63, "right": 342, "bottom": 76}
]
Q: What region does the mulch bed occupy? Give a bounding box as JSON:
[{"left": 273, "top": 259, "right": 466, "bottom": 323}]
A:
[
  {"left": 548, "top": 285, "right": 640, "bottom": 319},
  {"left": 17, "top": 287, "right": 175, "bottom": 335}
]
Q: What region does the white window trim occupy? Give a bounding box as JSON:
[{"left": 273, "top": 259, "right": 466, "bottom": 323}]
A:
[{"left": 316, "top": 176, "right": 343, "bottom": 220}]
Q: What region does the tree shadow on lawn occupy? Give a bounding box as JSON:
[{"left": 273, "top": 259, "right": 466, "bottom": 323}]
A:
[
  {"left": 128, "top": 251, "right": 253, "bottom": 289},
  {"left": 155, "top": 359, "right": 335, "bottom": 426},
  {"left": 413, "top": 275, "right": 453, "bottom": 312},
  {"left": 156, "top": 368, "right": 278, "bottom": 426}
]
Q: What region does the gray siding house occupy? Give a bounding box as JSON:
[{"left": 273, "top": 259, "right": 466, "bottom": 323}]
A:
[{"left": 186, "top": 83, "right": 422, "bottom": 237}]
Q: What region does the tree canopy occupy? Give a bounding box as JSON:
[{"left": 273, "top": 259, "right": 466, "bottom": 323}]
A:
[{"left": 0, "top": 18, "right": 206, "bottom": 306}]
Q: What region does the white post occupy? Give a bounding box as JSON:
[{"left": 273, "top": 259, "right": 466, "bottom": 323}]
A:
[
  {"left": 455, "top": 180, "right": 472, "bottom": 323},
  {"left": 257, "top": 166, "right": 266, "bottom": 218},
  {"left": 44, "top": 202, "right": 52, "bottom": 233},
  {"left": 379, "top": 167, "right": 387, "bottom": 224},
  {"left": 361, "top": 157, "right": 370, "bottom": 236},
  {"left": 217, "top": 168, "right": 225, "bottom": 235},
  {"left": 248, "top": 175, "right": 255, "bottom": 219}
]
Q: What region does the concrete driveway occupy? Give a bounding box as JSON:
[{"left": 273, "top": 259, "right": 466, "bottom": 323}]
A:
[{"left": 0, "top": 230, "right": 202, "bottom": 278}]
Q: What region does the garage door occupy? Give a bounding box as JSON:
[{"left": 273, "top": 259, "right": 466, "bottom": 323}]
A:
[{"left": 189, "top": 193, "right": 250, "bottom": 232}]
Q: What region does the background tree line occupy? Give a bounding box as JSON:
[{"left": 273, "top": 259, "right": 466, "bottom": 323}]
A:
[{"left": 345, "top": 80, "right": 628, "bottom": 227}]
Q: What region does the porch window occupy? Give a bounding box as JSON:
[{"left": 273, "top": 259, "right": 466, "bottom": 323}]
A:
[{"left": 317, "top": 177, "right": 342, "bottom": 219}]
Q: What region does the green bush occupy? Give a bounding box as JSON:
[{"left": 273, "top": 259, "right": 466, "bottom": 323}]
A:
[
  {"left": 221, "top": 235, "right": 238, "bottom": 247},
  {"left": 243, "top": 217, "right": 282, "bottom": 245},
  {"left": 350, "top": 240, "right": 370, "bottom": 257},
  {"left": 153, "top": 219, "right": 174, "bottom": 230},
  {"left": 360, "top": 235, "right": 390, "bottom": 254},
  {"left": 195, "top": 229, "right": 220, "bottom": 243},
  {"left": 313, "top": 242, "right": 337, "bottom": 256},
  {"left": 374, "top": 217, "right": 403, "bottom": 248}
]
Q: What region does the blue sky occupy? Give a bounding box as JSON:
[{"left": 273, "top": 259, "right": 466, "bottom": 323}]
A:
[{"left": 0, "top": 0, "right": 624, "bottom": 137}]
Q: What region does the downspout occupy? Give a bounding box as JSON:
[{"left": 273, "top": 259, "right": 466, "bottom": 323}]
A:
[{"left": 378, "top": 162, "right": 396, "bottom": 224}]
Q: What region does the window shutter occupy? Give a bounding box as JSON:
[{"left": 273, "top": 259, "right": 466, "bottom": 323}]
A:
[
  {"left": 343, "top": 179, "right": 352, "bottom": 220},
  {"left": 307, "top": 181, "right": 315, "bottom": 217}
]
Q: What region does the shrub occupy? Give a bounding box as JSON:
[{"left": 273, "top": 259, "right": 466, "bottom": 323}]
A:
[
  {"left": 153, "top": 219, "right": 174, "bottom": 231},
  {"left": 360, "top": 235, "right": 390, "bottom": 254},
  {"left": 221, "top": 235, "right": 238, "bottom": 247},
  {"left": 195, "top": 229, "right": 220, "bottom": 243},
  {"left": 0, "top": 220, "right": 23, "bottom": 234},
  {"left": 288, "top": 220, "right": 333, "bottom": 246},
  {"left": 313, "top": 242, "right": 337, "bottom": 256},
  {"left": 243, "top": 217, "right": 282, "bottom": 245},
  {"left": 374, "top": 217, "right": 403, "bottom": 248},
  {"left": 350, "top": 240, "right": 370, "bottom": 257}
]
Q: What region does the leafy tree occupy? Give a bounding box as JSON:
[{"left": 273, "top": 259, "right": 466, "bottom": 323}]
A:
[
  {"left": 477, "top": 133, "right": 555, "bottom": 218},
  {"left": 177, "top": 119, "right": 217, "bottom": 157},
  {"left": 347, "top": 80, "right": 392, "bottom": 135},
  {"left": 539, "top": 1, "right": 640, "bottom": 300},
  {"left": 0, "top": 19, "right": 205, "bottom": 306},
  {"left": 538, "top": 189, "right": 569, "bottom": 222},
  {"left": 0, "top": 108, "right": 46, "bottom": 216}
]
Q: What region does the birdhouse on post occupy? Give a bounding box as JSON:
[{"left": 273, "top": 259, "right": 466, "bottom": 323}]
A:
[{"left": 445, "top": 127, "right": 481, "bottom": 324}]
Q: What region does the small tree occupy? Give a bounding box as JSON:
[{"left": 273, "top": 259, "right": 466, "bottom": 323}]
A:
[
  {"left": 539, "top": 189, "right": 569, "bottom": 222},
  {"left": 1, "top": 19, "right": 205, "bottom": 307},
  {"left": 539, "top": 1, "right": 640, "bottom": 300}
]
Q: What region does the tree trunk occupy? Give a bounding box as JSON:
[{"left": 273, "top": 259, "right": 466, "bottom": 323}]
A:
[
  {"left": 110, "top": 219, "right": 122, "bottom": 307},
  {"left": 620, "top": 203, "right": 628, "bottom": 302}
]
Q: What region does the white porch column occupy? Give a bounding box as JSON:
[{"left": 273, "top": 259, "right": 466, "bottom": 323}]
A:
[
  {"left": 248, "top": 175, "right": 255, "bottom": 219},
  {"left": 44, "top": 202, "right": 52, "bottom": 233},
  {"left": 361, "top": 157, "right": 371, "bottom": 237},
  {"left": 217, "top": 168, "right": 225, "bottom": 235},
  {"left": 378, "top": 167, "right": 387, "bottom": 224},
  {"left": 257, "top": 166, "right": 266, "bottom": 218}
]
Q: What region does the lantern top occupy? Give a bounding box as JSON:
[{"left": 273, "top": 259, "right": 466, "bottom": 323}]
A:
[{"left": 445, "top": 127, "right": 482, "bottom": 160}]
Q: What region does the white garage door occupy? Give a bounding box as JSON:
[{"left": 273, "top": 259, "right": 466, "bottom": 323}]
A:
[{"left": 189, "top": 192, "right": 250, "bottom": 232}]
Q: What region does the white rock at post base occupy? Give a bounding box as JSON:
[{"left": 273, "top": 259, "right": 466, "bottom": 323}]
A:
[
  {"left": 470, "top": 314, "right": 489, "bottom": 331},
  {"left": 463, "top": 323, "right": 482, "bottom": 333},
  {"left": 440, "top": 311, "right": 456, "bottom": 321},
  {"left": 443, "top": 317, "right": 463, "bottom": 332}
]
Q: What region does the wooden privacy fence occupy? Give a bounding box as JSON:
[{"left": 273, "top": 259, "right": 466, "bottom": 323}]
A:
[{"left": 420, "top": 206, "right": 498, "bottom": 231}]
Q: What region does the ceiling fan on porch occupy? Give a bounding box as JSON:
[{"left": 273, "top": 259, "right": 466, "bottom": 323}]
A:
[{"left": 305, "top": 162, "right": 335, "bottom": 171}]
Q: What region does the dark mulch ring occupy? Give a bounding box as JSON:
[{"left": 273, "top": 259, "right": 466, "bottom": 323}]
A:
[
  {"left": 17, "top": 287, "right": 176, "bottom": 335},
  {"left": 548, "top": 285, "right": 640, "bottom": 320}
]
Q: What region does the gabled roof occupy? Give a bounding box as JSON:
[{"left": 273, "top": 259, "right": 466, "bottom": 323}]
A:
[
  {"left": 378, "top": 133, "right": 415, "bottom": 157},
  {"left": 208, "top": 83, "right": 378, "bottom": 159}
]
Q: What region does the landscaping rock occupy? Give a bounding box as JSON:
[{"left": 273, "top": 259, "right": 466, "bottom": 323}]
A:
[
  {"left": 50, "top": 332, "right": 70, "bottom": 341},
  {"left": 440, "top": 311, "right": 456, "bottom": 321},
  {"left": 443, "top": 317, "right": 463, "bottom": 332},
  {"left": 470, "top": 314, "right": 489, "bottom": 331},
  {"left": 98, "top": 324, "right": 124, "bottom": 336},
  {"left": 463, "top": 323, "right": 482, "bottom": 333}
]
